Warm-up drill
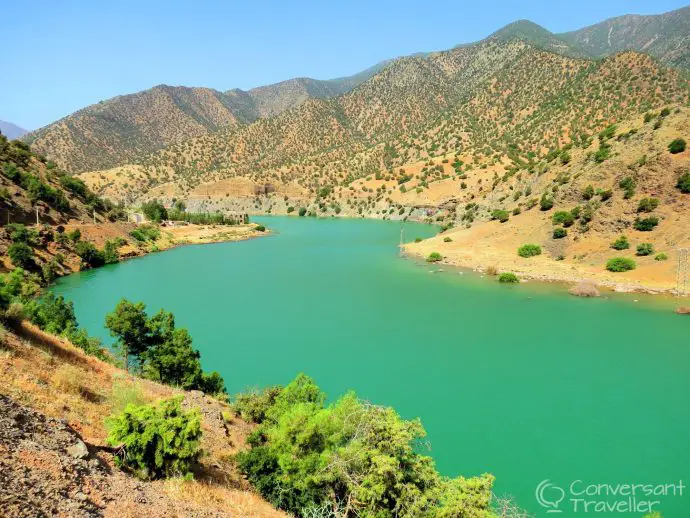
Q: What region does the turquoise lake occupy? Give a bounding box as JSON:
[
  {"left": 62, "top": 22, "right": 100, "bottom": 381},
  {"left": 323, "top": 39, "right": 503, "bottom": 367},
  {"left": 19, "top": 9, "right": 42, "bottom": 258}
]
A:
[{"left": 53, "top": 216, "right": 690, "bottom": 516}]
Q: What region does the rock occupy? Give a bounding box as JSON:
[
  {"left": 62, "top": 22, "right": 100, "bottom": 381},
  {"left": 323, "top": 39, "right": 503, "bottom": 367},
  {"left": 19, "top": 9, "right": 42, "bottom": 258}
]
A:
[
  {"left": 569, "top": 283, "right": 600, "bottom": 297},
  {"left": 676, "top": 306, "right": 690, "bottom": 315},
  {"left": 66, "top": 440, "right": 89, "bottom": 459}
]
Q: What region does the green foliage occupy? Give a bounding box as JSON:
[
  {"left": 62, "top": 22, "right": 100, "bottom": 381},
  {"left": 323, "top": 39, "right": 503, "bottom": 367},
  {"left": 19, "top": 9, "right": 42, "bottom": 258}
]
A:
[
  {"left": 552, "top": 227, "right": 567, "bottom": 239},
  {"left": 298, "top": 207, "right": 307, "bottom": 217},
  {"left": 619, "top": 176, "right": 636, "bottom": 199},
  {"left": 141, "top": 200, "right": 168, "bottom": 222},
  {"left": 606, "top": 257, "right": 636, "bottom": 272},
  {"left": 236, "top": 374, "right": 495, "bottom": 517},
  {"left": 167, "top": 209, "right": 241, "bottom": 225},
  {"left": 633, "top": 217, "right": 659, "bottom": 232},
  {"left": 636, "top": 243, "right": 654, "bottom": 256},
  {"left": 668, "top": 138, "right": 686, "bottom": 154},
  {"left": 426, "top": 252, "right": 442, "bottom": 262},
  {"left": 233, "top": 386, "right": 284, "bottom": 424},
  {"left": 255, "top": 225, "right": 266, "bottom": 232},
  {"left": 517, "top": 244, "right": 541, "bottom": 258},
  {"left": 637, "top": 198, "right": 659, "bottom": 213},
  {"left": 105, "top": 299, "right": 225, "bottom": 394},
  {"left": 498, "top": 272, "right": 519, "bottom": 284},
  {"left": 677, "top": 172, "right": 690, "bottom": 194},
  {"left": 611, "top": 235, "right": 630, "bottom": 250},
  {"left": 106, "top": 397, "right": 201, "bottom": 480},
  {"left": 490, "top": 209, "right": 509, "bottom": 222},
  {"left": 582, "top": 185, "right": 594, "bottom": 200},
  {"left": 443, "top": 236, "right": 452, "bottom": 243},
  {"left": 539, "top": 193, "right": 553, "bottom": 211},
  {"left": 130, "top": 224, "right": 160, "bottom": 242},
  {"left": 75, "top": 241, "right": 105, "bottom": 268},
  {"left": 6, "top": 223, "right": 35, "bottom": 244},
  {"left": 7, "top": 242, "right": 33, "bottom": 269},
  {"left": 655, "top": 253, "right": 668, "bottom": 261},
  {"left": 103, "top": 240, "right": 120, "bottom": 264},
  {"left": 552, "top": 211, "right": 574, "bottom": 227}
]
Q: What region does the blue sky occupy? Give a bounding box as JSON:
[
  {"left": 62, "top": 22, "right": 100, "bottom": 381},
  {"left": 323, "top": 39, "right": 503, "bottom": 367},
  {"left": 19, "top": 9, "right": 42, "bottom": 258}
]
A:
[{"left": 2, "top": 0, "right": 688, "bottom": 130}]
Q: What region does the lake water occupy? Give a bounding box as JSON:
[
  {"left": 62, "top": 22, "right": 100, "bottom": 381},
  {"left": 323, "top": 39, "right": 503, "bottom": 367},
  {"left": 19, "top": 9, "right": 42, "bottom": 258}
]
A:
[{"left": 53, "top": 216, "right": 690, "bottom": 516}]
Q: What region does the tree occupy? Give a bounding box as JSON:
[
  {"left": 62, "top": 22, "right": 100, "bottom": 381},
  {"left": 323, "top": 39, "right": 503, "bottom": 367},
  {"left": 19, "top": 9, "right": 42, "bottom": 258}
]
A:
[
  {"left": 517, "top": 244, "right": 541, "bottom": 258},
  {"left": 539, "top": 193, "right": 554, "bottom": 211},
  {"left": 611, "top": 235, "right": 630, "bottom": 250},
  {"left": 606, "top": 257, "right": 636, "bottom": 272},
  {"left": 141, "top": 200, "right": 168, "bottom": 222},
  {"left": 105, "top": 300, "right": 151, "bottom": 370},
  {"left": 106, "top": 397, "right": 201, "bottom": 480},
  {"left": 75, "top": 241, "right": 105, "bottom": 268},
  {"left": 7, "top": 242, "right": 33, "bottom": 269},
  {"left": 677, "top": 172, "right": 690, "bottom": 194}
]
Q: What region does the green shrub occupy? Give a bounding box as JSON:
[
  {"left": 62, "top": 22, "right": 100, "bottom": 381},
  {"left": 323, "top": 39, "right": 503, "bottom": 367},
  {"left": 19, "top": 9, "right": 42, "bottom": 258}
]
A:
[
  {"left": 426, "top": 252, "right": 442, "bottom": 262},
  {"left": 443, "top": 236, "right": 452, "bottom": 243},
  {"left": 582, "top": 185, "right": 594, "bottom": 200},
  {"left": 637, "top": 198, "right": 659, "bottom": 213},
  {"left": 619, "top": 177, "right": 636, "bottom": 199},
  {"left": 655, "top": 253, "right": 668, "bottom": 261},
  {"left": 636, "top": 243, "right": 654, "bottom": 256},
  {"left": 553, "top": 227, "right": 567, "bottom": 239},
  {"left": 233, "top": 386, "right": 283, "bottom": 424},
  {"left": 130, "top": 224, "right": 160, "bottom": 242},
  {"left": 599, "top": 189, "right": 613, "bottom": 201},
  {"left": 606, "top": 257, "right": 636, "bottom": 272},
  {"left": 490, "top": 209, "right": 509, "bottom": 222},
  {"left": 498, "top": 272, "right": 519, "bottom": 284},
  {"left": 633, "top": 217, "right": 659, "bottom": 232},
  {"left": 75, "top": 241, "right": 105, "bottom": 268},
  {"left": 106, "top": 397, "right": 201, "bottom": 480},
  {"left": 141, "top": 200, "right": 168, "bottom": 222},
  {"left": 611, "top": 236, "right": 630, "bottom": 250},
  {"left": 552, "top": 211, "right": 574, "bottom": 227},
  {"left": 677, "top": 172, "right": 690, "bottom": 194},
  {"left": 286, "top": 206, "right": 295, "bottom": 213},
  {"left": 668, "top": 138, "right": 686, "bottom": 154},
  {"left": 298, "top": 207, "right": 307, "bottom": 217},
  {"left": 539, "top": 193, "right": 553, "bottom": 211},
  {"left": 7, "top": 243, "right": 33, "bottom": 269},
  {"left": 517, "top": 244, "right": 542, "bottom": 258},
  {"left": 255, "top": 225, "right": 266, "bottom": 232}
]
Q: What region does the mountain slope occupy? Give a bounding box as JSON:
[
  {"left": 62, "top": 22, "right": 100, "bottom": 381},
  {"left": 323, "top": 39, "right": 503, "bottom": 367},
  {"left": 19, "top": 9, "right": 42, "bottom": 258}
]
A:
[
  {"left": 0, "top": 120, "right": 28, "bottom": 139},
  {"left": 559, "top": 5, "right": 690, "bottom": 68}
]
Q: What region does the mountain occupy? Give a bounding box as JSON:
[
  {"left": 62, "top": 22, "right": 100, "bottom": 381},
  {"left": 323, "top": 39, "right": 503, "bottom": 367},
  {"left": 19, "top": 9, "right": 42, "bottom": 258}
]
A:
[
  {"left": 0, "top": 120, "right": 28, "bottom": 139},
  {"left": 486, "top": 20, "right": 585, "bottom": 57},
  {"left": 25, "top": 63, "right": 391, "bottom": 174},
  {"left": 559, "top": 6, "right": 690, "bottom": 68}
]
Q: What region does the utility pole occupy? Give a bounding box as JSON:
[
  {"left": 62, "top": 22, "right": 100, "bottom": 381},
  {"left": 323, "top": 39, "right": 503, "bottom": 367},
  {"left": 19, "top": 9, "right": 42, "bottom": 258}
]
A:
[
  {"left": 677, "top": 248, "right": 689, "bottom": 296},
  {"left": 399, "top": 227, "right": 405, "bottom": 257},
  {"left": 35, "top": 207, "right": 39, "bottom": 225},
  {"left": 93, "top": 209, "right": 96, "bottom": 224}
]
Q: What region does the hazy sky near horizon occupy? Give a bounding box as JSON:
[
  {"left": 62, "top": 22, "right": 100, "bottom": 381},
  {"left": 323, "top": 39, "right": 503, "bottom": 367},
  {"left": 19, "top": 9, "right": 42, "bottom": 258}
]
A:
[{"left": 2, "top": 0, "right": 688, "bottom": 130}]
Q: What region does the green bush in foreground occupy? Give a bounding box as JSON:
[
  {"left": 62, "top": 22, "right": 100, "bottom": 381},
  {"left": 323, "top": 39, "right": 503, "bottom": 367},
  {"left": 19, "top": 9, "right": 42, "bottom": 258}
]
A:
[
  {"left": 636, "top": 243, "right": 654, "bottom": 256},
  {"left": 498, "top": 273, "right": 519, "bottom": 284},
  {"left": 235, "top": 374, "right": 496, "bottom": 517},
  {"left": 606, "top": 257, "right": 636, "bottom": 272},
  {"left": 611, "top": 235, "right": 630, "bottom": 250},
  {"left": 7, "top": 242, "right": 33, "bottom": 269},
  {"left": 517, "top": 244, "right": 542, "bottom": 258},
  {"left": 106, "top": 396, "right": 201, "bottom": 480},
  {"left": 427, "top": 252, "right": 443, "bottom": 262}
]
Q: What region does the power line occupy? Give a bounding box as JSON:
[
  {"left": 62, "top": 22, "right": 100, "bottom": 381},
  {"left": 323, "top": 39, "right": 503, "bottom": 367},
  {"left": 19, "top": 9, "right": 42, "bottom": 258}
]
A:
[{"left": 677, "top": 248, "right": 689, "bottom": 296}]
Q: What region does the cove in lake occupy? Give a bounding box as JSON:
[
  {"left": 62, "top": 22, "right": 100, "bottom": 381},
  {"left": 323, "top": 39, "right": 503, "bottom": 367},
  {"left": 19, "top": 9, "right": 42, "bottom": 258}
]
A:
[{"left": 53, "top": 216, "right": 690, "bottom": 516}]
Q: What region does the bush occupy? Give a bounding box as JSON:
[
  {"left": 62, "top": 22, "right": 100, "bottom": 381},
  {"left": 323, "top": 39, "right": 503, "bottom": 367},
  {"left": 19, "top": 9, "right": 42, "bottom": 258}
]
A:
[
  {"left": 130, "top": 224, "right": 160, "bottom": 242},
  {"left": 619, "top": 177, "right": 636, "bottom": 199},
  {"left": 517, "top": 244, "right": 542, "bottom": 258},
  {"left": 233, "top": 386, "right": 283, "bottom": 424},
  {"left": 539, "top": 193, "right": 553, "bottom": 211},
  {"left": 582, "top": 185, "right": 594, "bottom": 200},
  {"left": 141, "top": 200, "right": 168, "bottom": 222},
  {"left": 7, "top": 243, "right": 33, "bottom": 269},
  {"left": 75, "top": 241, "right": 105, "bottom": 268},
  {"left": 677, "top": 172, "right": 690, "bottom": 194},
  {"left": 637, "top": 198, "right": 659, "bottom": 213},
  {"left": 655, "top": 253, "right": 668, "bottom": 261},
  {"left": 443, "top": 237, "right": 452, "bottom": 243},
  {"left": 633, "top": 217, "right": 659, "bottom": 232},
  {"left": 606, "top": 257, "right": 636, "bottom": 272},
  {"left": 552, "top": 211, "right": 574, "bottom": 227},
  {"left": 106, "top": 397, "right": 201, "bottom": 480},
  {"left": 611, "top": 235, "right": 630, "bottom": 250},
  {"left": 668, "top": 138, "right": 686, "bottom": 154},
  {"left": 255, "top": 225, "right": 266, "bottom": 232},
  {"left": 298, "top": 207, "right": 307, "bottom": 217},
  {"left": 553, "top": 227, "right": 567, "bottom": 239},
  {"left": 426, "top": 252, "right": 442, "bottom": 262},
  {"left": 490, "top": 209, "right": 509, "bottom": 222},
  {"left": 636, "top": 243, "right": 654, "bottom": 256},
  {"left": 498, "top": 272, "right": 519, "bottom": 284}
]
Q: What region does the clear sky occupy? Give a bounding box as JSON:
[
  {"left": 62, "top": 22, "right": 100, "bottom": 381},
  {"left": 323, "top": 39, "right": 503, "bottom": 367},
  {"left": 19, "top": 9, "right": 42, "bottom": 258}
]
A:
[{"left": 2, "top": 0, "right": 688, "bottom": 130}]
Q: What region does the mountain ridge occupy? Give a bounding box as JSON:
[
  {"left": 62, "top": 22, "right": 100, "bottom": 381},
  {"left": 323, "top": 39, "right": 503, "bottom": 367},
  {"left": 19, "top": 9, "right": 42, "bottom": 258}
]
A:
[{"left": 0, "top": 120, "right": 28, "bottom": 140}]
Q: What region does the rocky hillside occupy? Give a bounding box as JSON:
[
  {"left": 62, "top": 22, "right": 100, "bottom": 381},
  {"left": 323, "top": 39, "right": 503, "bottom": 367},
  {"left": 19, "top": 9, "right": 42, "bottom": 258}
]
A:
[
  {"left": 560, "top": 5, "right": 690, "bottom": 68},
  {"left": 26, "top": 7, "right": 690, "bottom": 178}
]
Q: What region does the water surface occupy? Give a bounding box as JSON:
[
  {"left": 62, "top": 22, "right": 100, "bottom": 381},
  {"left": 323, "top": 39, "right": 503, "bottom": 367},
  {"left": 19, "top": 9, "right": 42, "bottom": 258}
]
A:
[{"left": 53, "top": 216, "right": 690, "bottom": 516}]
